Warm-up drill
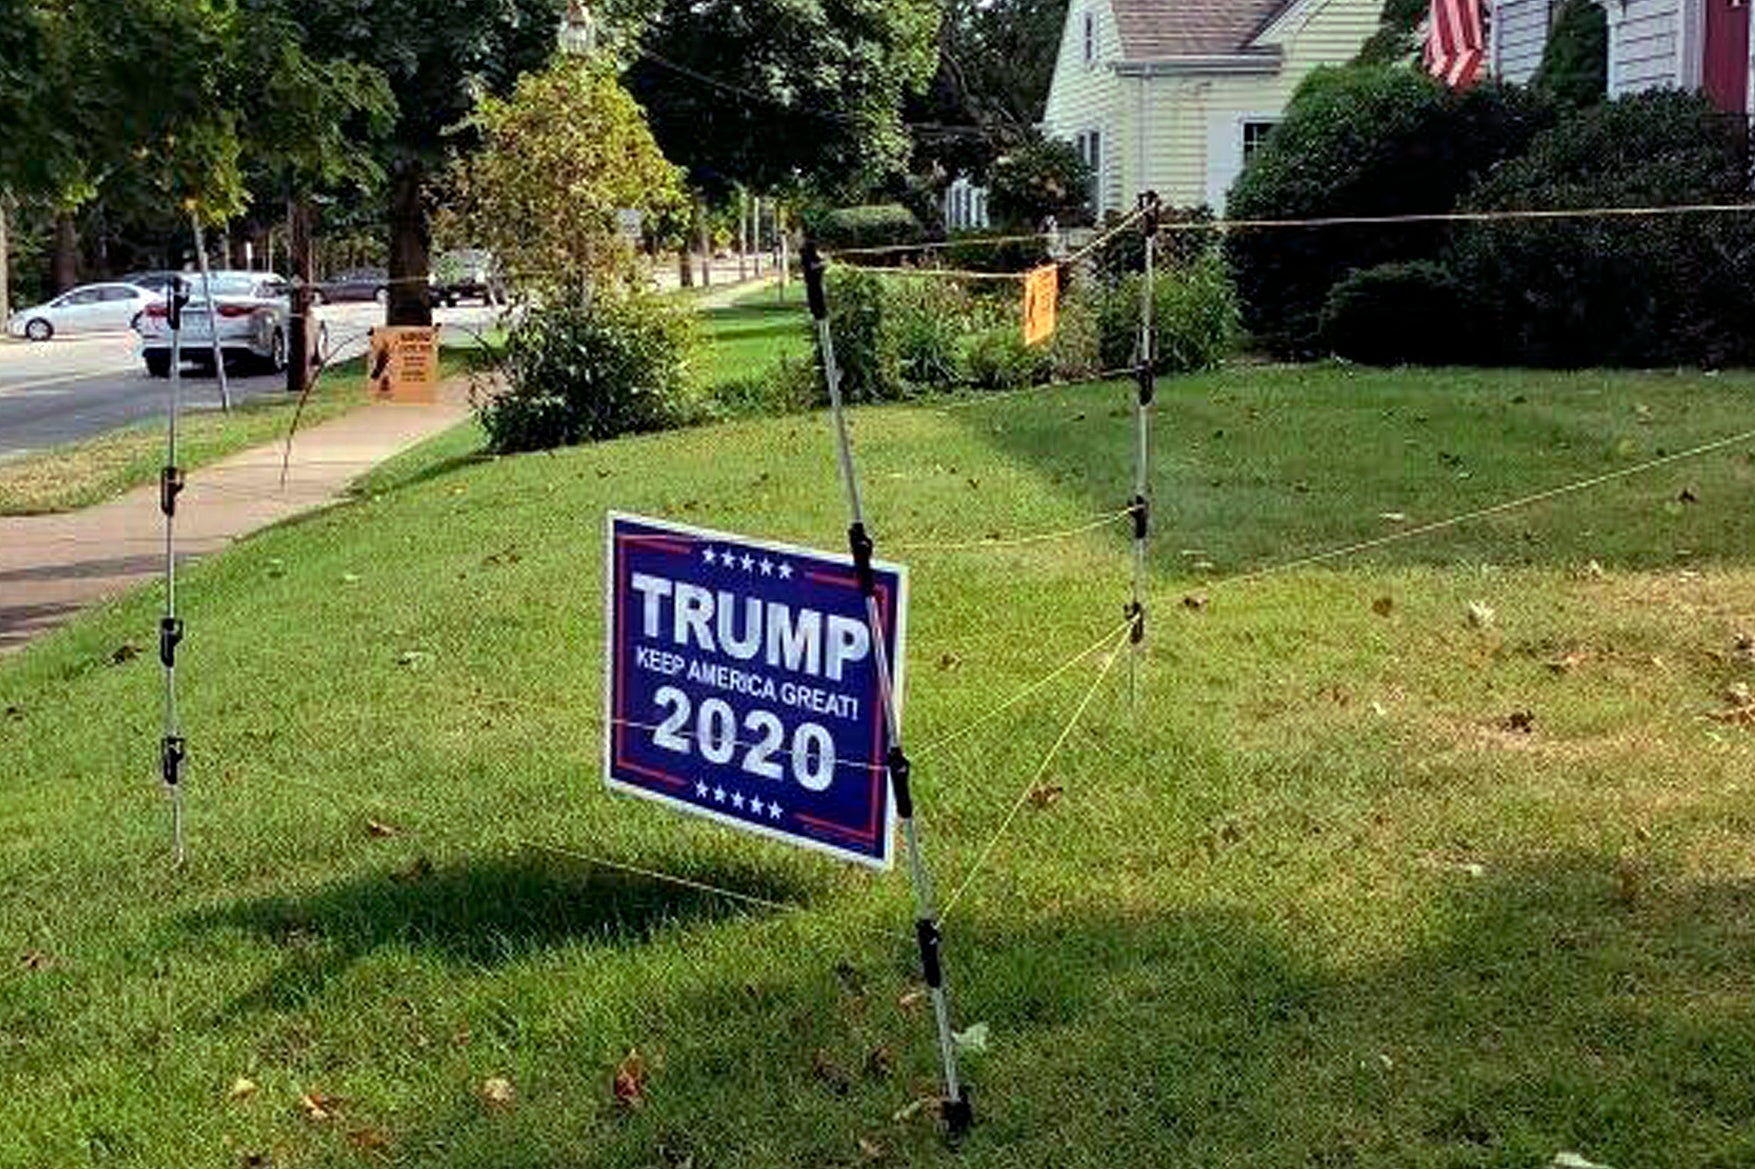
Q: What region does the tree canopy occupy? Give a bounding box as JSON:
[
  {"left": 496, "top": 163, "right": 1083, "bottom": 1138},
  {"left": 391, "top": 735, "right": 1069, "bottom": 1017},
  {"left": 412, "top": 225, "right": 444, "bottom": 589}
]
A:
[{"left": 618, "top": 0, "right": 939, "bottom": 199}]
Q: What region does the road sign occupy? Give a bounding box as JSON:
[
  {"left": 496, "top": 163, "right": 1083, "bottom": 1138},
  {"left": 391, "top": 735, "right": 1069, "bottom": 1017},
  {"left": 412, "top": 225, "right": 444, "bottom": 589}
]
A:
[
  {"left": 603, "top": 513, "right": 907, "bottom": 868},
  {"left": 367, "top": 326, "right": 439, "bottom": 404},
  {"left": 1022, "top": 264, "right": 1058, "bottom": 347}
]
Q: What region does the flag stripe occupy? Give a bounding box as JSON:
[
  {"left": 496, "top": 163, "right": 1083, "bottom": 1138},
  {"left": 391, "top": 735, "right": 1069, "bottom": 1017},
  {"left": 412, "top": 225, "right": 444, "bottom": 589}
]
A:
[{"left": 1427, "top": 0, "right": 1485, "bottom": 88}]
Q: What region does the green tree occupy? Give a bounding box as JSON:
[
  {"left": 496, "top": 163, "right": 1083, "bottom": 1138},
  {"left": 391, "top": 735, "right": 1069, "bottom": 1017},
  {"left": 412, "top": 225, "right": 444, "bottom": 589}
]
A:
[
  {"left": 448, "top": 61, "right": 682, "bottom": 299},
  {"left": 276, "top": 0, "right": 563, "bottom": 324},
  {"left": 618, "top": 0, "right": 939, "bottom": 201},
  {"left": 1533, "top": 0, "right": 1609, "bottom": 109}
]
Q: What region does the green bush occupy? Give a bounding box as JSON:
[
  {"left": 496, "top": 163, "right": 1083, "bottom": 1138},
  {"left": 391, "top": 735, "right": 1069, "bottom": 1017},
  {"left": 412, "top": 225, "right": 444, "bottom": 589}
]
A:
[
  {"left": 478, "top": 291, "right": 700, "bottom": 453},
  {"left": 1450, "top": 91, "right": 1755, "bottom": 367},
  {"left": 989, "top": 130, "right": 1094, "bottom": 228},
  {"left": 1046, "top": 292, "right": 1103, "bottom": 381},
  {"left": 889, "top": 276, "right": 985, "bottom": 389},
  {"left": 1319, "top": 261, "right": 1470, "bottom": 365},
  {"left": 960, "top": 325, "right": 1050, "bottom": 391},
  {"left": 1533, "top": 0, "right": 1608, "bottom": 109},
  {"left": 1092, "top": 252, "right": 1238, "bottom": 374},
  {"left": 1225, "top": 66, "right": 1553, "bottom": 356},
  {"left": 809, "top": 204, "right": 925, "bottom": 253},
  {"left": 940, "top": 228, "right": 1052, "bottom": 275},
  {"left": 823, "top": 266, "right": 903, "bottom": 402}
]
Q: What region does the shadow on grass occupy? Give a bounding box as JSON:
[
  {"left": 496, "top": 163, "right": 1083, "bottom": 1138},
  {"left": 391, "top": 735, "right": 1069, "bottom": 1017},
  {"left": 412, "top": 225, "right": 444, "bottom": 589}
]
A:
[
  {"left": 334, "top": 854, "right": 1755, "bottom": 1167},
  {"left": 197, "top": 851, "right": 817, "bottom": 1014}
]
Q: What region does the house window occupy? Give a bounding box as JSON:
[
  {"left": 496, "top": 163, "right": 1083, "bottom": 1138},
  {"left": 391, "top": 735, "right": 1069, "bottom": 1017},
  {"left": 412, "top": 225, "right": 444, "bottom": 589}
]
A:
[
  {"left": 1241, "top": 120, "right": 1278, "bottom": 167},
  {"left": 1076, "top": 129, "right": 1103, "bottom": 214},
  {"left": 1083, "top": 11, "right": 1096, "bottom": 63}
]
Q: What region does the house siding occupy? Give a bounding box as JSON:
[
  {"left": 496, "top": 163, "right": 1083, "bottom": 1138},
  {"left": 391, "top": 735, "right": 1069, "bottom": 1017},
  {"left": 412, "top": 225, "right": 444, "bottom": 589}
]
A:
[
  {"left": 1610, "top": 0, "right": 1683, "bottom": 93},
  {"left": 1043, "top": 0, "right": 1128, "bottom": 215},
  {"left": 1494, "top": 0, "right": 1552, "bottom": 83},
  {"left": 1121, "top": 0, "right": 1381, "bottom": 212}
]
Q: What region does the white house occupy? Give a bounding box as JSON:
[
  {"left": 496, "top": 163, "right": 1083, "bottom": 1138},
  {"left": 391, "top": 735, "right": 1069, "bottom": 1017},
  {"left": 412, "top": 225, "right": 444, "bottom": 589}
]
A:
[
  {"left": 1493, "top": 0, "right": 1754, "bottom": 115},
  {"left": 1041, "top": 0, "right": 1382, "bottom": 214}
]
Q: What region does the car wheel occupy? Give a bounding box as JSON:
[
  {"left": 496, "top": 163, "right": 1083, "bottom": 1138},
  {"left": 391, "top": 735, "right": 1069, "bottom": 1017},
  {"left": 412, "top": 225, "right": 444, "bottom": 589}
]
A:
[
  {"left": 144, "top": 351, "right": 172, "bottom": 378},
  {"left": 130, "top": 312, "right": 143, "bottom": 334},
  {"left": 266, "top": 328, "right": 288, "bottom": 374},
  {"left": 24, "top": 318, "right": 52, "bottom": 342}
]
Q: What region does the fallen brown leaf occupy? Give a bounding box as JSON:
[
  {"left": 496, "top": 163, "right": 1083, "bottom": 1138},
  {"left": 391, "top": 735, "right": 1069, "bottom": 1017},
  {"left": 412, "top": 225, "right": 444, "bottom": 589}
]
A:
[
  {"left": 613, "top": 1048, "right": 647, "bottom": 1110},
  {"left": 1371, "top": 596, "right": 1394, "bottom": 617},
  {"left": 1027, "top": 784, "right": 1063, "bottom": 809},
  {"left": 298, "top": 1092, "right": 334, "bottom": 1123},
  {"left": 1182, "top": 593, "right": 1209, "bottom": 610},
  {"left": 19, "top": 949, "right": 49, "bottom": 971},
  {"left": 1504, "top": 710, "right": 1535, "bottom": 734},
  {"left": 480, "top": 1077, "right": 515, "bottom": 1111},
  {"left": 864, "top": 1045, "right": 896, "bottom": 1080},
  {"left": 858, "top": 1137, "right": 887, "bottom": 1161},
  {"left": 892, "top": 1096, "right": 940, "bottom": 1124},
  {"left": 110, "top": 642, "right": 142, "bottom": 665},
  {"left": 347, "top": 1127, "right": 392, "bottom": 1151},
  {"left": 365, "top": 819, "right": 399, "bottom": 839},
  {"left": 897, "top": 989, "right": 926, "bottom": 1013},
  {"left": 812, "top": 1049, "right": 852, "bottom": 1095},
  {"left": 227, "top": 1077, "right": 259, "bottom": 1102}
]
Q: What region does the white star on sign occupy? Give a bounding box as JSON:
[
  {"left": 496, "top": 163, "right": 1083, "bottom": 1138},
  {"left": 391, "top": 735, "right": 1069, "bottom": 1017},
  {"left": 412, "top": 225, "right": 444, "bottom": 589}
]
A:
[
  {"left": 713, "top": 786, "right": 726, "bottom": 803},
  {"left": 769, "top": 802, "right": 783, "bottom": 820},
  {"left": 702, "top": 547, "right": 717, "bottom": 565},
  {"left": 696, "top": 782, "right": 709, "bottom": 798},
  {"left": 748, "top": 797, "right": 764, "bottom": 817},
  {"left": 759, "top": 558, "right": 774, "bottom": 575},
  {"left": 777, "top": 562, "right": 793, "bottom": 580},
  {"left": 731, "top": 791, "right": 745, "bottom": 809},
  {"left": 740, "top": 553, "right": 755, "bottom": 572}
]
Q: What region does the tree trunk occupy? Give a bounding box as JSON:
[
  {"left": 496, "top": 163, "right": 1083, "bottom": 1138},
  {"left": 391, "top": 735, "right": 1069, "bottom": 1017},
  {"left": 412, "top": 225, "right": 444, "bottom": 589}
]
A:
[
  {"left": 287, "top": 196, "right": 316, "bottom": 397},
  {"left": 52, "top": 210, "right": 78, "bottom": 292},
  {"left": 387, "top": 164, "right": 433, "bottom": 327},
  {"left": 0, "top": 194, "right": 10, "bottom": 326},
  {"left": 696, "top": 199, "right": 711, "bottom": 288},
  {"left": 676, "top": 246, "right": 694, "bottom": 288}
]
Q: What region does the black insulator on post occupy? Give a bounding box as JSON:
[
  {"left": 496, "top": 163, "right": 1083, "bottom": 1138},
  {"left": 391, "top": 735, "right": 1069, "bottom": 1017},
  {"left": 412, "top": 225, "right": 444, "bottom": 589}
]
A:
[
  {"left": 158, "top": 616, "right": 184, "bottom": 668},
  {"left": 160, "top": 734, "right": 186, "bottom": 788},
  {"left": 802, "top": 241, "right": 829, "bottom": 321}
]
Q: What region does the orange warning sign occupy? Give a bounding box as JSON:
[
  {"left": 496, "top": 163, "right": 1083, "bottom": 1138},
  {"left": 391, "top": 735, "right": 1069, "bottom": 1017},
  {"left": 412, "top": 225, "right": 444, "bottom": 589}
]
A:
[
  {"left": 1021, "top": 264, "right": 1058, "bottom": 347},
  {"left": 367, "top": 326, "right": 439, "bottom": 404}
]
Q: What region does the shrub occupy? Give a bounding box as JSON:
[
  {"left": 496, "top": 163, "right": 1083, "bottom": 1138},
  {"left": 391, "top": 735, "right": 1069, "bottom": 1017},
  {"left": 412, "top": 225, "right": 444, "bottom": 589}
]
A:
[
  {"left": 989, "top": 130, "right": 1094, "bottom": 228},
  {"left": 809, "top": 204, "right": 925, "bottom": 253},
  {"left": 1450, "top": 90, "right": 1755, "bottom": 367},
  {"left": 960, "top": 325, "right": 1050, "bottom": 391},
  {"left": 889, "top": 276, "right": 984, "bottom": 389},
  {"left": 707, "top": 352, "right": 822, "bottom": 419},
  {"left": 1045, "top": 292, "right": 1103, "bottom": 381},
  {"left": 477, "top": 291, "right": 700, "bottom": 453},
  {"left": 1225, "top": 66, "right": 1553, "bottom": 356},
  {"left": 1087, "top": 205, "right": 1218, "bottom": 280},
  {"left": 1533, "top": 0, "right": 1608, "bottom": 109},
  {"left": 822, "top": 266, "right": 903, "bottom": 402},
  {"left": 940, "top": 228, "right": 1052, "bottom": 275},
  {"left": 1318, "top": 261, "right": 1470, "bottom": 364},
  {"left": 1092, "top": 252, "right": 1238, "bottom": 374}
]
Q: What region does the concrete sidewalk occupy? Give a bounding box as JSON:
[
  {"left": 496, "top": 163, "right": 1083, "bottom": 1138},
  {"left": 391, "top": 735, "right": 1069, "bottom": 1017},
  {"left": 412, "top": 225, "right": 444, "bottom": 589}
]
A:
[{"left": 0, "top": 382, "right": 470, "bottom": 652}]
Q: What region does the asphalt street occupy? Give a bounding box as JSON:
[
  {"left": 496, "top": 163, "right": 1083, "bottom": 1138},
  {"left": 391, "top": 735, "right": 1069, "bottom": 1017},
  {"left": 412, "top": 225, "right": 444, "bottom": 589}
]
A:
[{"left": 0, "top": 303, "right": 496, "bottom": 463}]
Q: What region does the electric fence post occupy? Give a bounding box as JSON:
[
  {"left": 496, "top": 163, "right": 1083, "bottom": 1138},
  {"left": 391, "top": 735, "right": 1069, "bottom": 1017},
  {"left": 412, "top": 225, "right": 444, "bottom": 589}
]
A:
[
  {"left": 159, "top": 275, "right": 191, "bottom": 866},
  {"left": 1128, "top": 192, "right": 1160, "bottom": 710},
  {"left": 802, "top": 242, "right": 973, "bottom": 1138},
  {"left": 190, "top": 213, "right": 232, "bottom": 412}
]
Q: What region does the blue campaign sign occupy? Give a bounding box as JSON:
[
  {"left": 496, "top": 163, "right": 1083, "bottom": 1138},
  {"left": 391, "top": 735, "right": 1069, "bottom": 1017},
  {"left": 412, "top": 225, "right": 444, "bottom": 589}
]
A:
[{"left": 603, "top": 512, "right": 906, "bottom": 869}]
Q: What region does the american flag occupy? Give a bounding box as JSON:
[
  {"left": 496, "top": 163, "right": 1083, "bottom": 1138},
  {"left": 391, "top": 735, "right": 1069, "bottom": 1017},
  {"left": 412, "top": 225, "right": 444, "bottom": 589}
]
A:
[{"left": 1425, "top": 0, "right": 1486, "bottom": 88}]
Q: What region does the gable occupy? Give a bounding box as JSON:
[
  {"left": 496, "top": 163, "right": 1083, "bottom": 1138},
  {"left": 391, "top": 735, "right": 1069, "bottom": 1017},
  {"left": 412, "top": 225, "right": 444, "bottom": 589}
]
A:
[{"left": 1109, "top": 0, "right": 1296, "bottom": 58}]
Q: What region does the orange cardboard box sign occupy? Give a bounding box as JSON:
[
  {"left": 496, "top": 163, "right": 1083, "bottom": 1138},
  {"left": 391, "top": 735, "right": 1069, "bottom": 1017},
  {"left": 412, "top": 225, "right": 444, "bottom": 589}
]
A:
[
  {"left": 1021, "top": 264, "right": 1058, "bottom": 347},
  {"left": 368, "top": 326, "right": 439, "bottom": 404}
]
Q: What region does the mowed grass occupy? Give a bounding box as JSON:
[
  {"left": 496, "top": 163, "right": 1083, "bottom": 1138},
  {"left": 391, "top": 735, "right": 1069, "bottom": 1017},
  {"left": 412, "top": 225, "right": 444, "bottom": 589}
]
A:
[
  {"left": 0, "top": 350, "right": 475, "bottom": 516},
  {"left": 4, "top": 364, "right": 1755, "bottom": 1166},
  {"left": 698, "top": 280, "right": 808, "bottom": 387}
]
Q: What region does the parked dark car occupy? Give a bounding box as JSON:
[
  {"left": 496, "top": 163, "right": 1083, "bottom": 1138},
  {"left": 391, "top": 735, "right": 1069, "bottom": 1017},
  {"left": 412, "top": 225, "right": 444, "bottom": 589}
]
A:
[
  {"left": 431, "top": 249, "right": 506, "bottom": 306},
  {"left": 314, "top": 267, "right": 389, "bottom": 305}
]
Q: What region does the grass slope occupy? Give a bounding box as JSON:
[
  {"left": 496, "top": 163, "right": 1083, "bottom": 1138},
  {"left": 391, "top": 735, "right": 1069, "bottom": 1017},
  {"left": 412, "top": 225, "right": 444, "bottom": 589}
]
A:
[{"left": 4, "top": 365, "right": 1755, "bottom": 1167}]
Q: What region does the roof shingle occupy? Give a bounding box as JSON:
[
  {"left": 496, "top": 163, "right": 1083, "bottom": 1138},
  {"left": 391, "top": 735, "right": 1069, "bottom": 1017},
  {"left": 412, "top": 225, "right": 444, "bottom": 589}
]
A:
[{"left": 1108, "top": 0, "right": 1297, "bottom": 59}]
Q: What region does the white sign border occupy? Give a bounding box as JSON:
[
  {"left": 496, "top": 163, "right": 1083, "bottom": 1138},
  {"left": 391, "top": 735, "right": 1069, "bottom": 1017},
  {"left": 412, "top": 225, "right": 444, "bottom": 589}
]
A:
[{"left": 601, "top": 510, "right": 906, "bottom": 870}]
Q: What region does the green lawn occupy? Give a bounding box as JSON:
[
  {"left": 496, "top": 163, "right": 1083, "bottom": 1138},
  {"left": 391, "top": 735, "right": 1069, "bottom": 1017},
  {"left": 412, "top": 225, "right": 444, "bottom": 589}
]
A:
[
  {"left": 699, "top": 280, "right": 808, "bottom": 387},
  {"left": 5, "top": 364, "right": 1755, "bottom": 1167},
  {"left": 0, "top": 350, "right": 475, "bottom": 516}
]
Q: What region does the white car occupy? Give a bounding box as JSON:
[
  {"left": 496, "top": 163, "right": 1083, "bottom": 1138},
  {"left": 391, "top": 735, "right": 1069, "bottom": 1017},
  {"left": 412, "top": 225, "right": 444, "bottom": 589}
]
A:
[
  {"left": 7, "top": 282, "right": 163, "bottom": 341},
  {"left": 138, "top": 271, "right": 291, "bottom": 378}
]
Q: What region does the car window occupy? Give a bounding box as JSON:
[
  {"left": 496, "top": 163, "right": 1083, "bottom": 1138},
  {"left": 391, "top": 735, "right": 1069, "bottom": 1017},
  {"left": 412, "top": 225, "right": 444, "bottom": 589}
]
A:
[
  {"left": 67, "top": 289, "right": 103, "bottom": 305},
  {"left": 190, "top": 275, "right": 256, "bottom": 297},
  {"left": 100, "top": 287, "right": 137, "bottom": 302}
]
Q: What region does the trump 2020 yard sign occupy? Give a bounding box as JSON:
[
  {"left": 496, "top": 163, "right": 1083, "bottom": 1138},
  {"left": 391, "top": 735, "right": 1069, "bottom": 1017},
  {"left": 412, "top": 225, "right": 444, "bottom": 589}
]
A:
[{"left": 604, "top": 513, "right": 906, "bottom": 869}]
